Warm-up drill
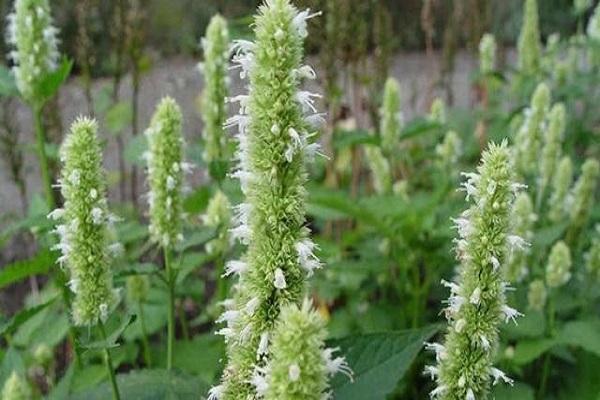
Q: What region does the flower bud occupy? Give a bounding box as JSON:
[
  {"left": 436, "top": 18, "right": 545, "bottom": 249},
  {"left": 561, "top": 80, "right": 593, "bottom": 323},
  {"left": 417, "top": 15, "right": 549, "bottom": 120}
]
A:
[
  {"left": 380, "top": 77, "right": 403, "bottom": 152},
  {"left": 203, "top": 190, "right": 232, "bottom": 257},
  {"left": 506, "top": 193, "right": 536, "bottom": 283},
  {"left": 429, "top": 97, "right": 447, "bottom": 124},
  {"left": 435, "top": 130, "right": 462, "bottom": 176},
  {"left": 538, "top": 103, "right": 566, "bottom": 195},
  {"left": 517, "top": 0, "right": 542, "bottom": 74},
  {"left": 126, "top": 275, "right": 150, "bottom": 305},
  {"left": 548, "top": 156, "right": 573, "bottom": 222},
  {"left": 365, "top": 145, "right": 392, "bottom": 195},
  {"left": 479, "top": 33, "right": 496, "bottom": 74},
  {"left": 567, "top": 159, "right": 600, "bottom": 237},
  {"left": 527, "top": 279, "right": 547, "bottom": 312}
]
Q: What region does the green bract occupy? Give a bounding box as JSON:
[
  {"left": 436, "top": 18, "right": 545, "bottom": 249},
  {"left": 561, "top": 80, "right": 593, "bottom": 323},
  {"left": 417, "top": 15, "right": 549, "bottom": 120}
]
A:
[
  {"left": 548, "top": 156, "right": 573, "bottom": 222},
  {"left": 1, "top": 371, "right": 31, "bottom": 400},
  {"left": 426, "top": 142, "right": 522, "bottom": 400},
  {"left": 539, "top": 103, "right": 566, "bottom": 196},
  {"left": 517, "top": 0, "right": 542, "bottom": 74},
  {"left": 49, "top": 117, "right": 118, "bottom": 326},
  {"left": 145, "top": 97, "right": 187, "bottom": 248},
  {"left": 365, "top": 145, "right": 392, "bottom": 195},
  {"left": 513, "top": 82, "right": 550, "bottom": 177},
  {"left": 203, "top": 190, "right": 232, "bottom": 257},
  {"left": 200, "top": 14, "right": 230, "bottom": 165},
  {"left": 546, "top": 241, "right": 572, "bottom": 289},
  {"left": 506, "top": 193, "right": 535, "bottom": 283},
  {"left": 380, "top": 77, "right": 403, "bottom": 152},
  {"left": 479, "top": 33, "right": 496, "bottom": 75},
  {"left": 211, "top": 1, "right": 329, "bottom": 398},
  {"left": 263, "top": 300, "right": 351, "bottom": 400},
  {"left": 6, "top": 0, "right": 59, "bottom": 105}
]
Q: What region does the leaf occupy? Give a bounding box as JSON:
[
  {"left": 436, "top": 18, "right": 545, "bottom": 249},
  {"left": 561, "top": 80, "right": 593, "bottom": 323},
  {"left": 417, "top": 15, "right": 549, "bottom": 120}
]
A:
[
  {"left": 333, "top": 129, "right": 377, "bottom": 150},
  {"left": 491, "top": 382, "right": 535, "bottom": 400},
  {"left": 80, "top": 314, "right": 136, "bottom": 350},
  {"left": 105, "top": 101, "right": 133, "bottom": 135},
  {"left": 114, "top": 263, "right": 159, "bottom": 279},
  {"left": 0, "top": 249, "right": 55, "bottom": 290},
  {"left": 150, "top": 334, "right": 225, "bottom": 383},
  {"left": 183, "top": 186, "right": 212, "bottom": 215},
  {"left": 558, "top": 319, "right": 600, "bottom": 357},
  {"left": 400, "top": 118, "right": 442, "bottom": 141},
  {"left": 0, "top": 298, "right": 56, "bottom": 337},
  {"left": 512, "top": 338, "right": 557, "bottom": 365},
  {"left": 124, "top": 135, "right": 148, "bottom": 166},
  {"left": 69, "top": 369, "right": 210, "bottom": 400},
  {"left": 174, "top": 227, "right": 215, "bottom": 252},
  {"left": 0, "top": 64, "right": 18, "bottom": 98},
  {"left": 38, "top": 58, "right": 72, "bottom": 104},
  {"left": 47, "top": 363, "right": 75, "bottom": 400},
  {"left": 329, "top": 325, "right": 439, "bottom": 400}
]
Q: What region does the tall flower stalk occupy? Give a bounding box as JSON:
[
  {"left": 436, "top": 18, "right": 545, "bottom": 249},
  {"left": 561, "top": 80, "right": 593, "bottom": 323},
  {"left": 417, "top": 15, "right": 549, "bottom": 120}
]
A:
[
  {"left": 425, "top": 142, "right": 523, "bottom": 399},
  {"left": 210, "top": 1, "right": 333, "bottom": 398},
  {"left": 517, "top": 0, "right": 542, "bottom": 75},
  {"left": 7, "top": 0, "right": 60, "bottom": 207},
  {"left": 566, "top": 159, "right": 600, "bottom": 244},
  {"left": 380, "top": 77, "right": 403, "bottom": 153},
  {"left": 537, "top": 103, "right": 565, "bottom": 207},
  {"left": 548, "top": 156, "right": 573, "bottom": 222},
  {"left": 144, "top": 97, "right": 186, "bottom": 370},
  {"left": 200, "top": 14, "right": 230, "bottom": 177},
  {"left": 49, "top": 117, "right": 121, "bottom": 399}
]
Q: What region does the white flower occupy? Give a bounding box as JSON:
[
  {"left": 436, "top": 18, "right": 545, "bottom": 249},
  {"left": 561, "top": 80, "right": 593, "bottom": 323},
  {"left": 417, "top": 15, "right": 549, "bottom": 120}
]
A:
[
  {"left": 490, "top": 367, "right": 514, "bottom": 385},
  {"left": 207, "top": 384, "right": 223, "bottom": 400},
  {"left": 223, "top": 260, "right": 248, "bottom": 277},
  {"left": 424, "top": 342, "right": 447, "bottom": 362},
  {"left": 466, "top": 388, "right": 475, "bottom": 400},
  {"left": 47, "top": 208, "right": 65, "bottom": 220},
  {"left": 273, "top": 268, "right": 287, "bottom": 289},
  {"left": 424, "top": 365, "right": 438, "bottom": 380},
  {"left": 288, "top": 363, "right": 301, "bottom": 381},
  {"left": 323, "top": 347, "right": 353, "bottom": 380},
  {"left": 292, "top": 9, "right": 321, "bottom": 38},
  {"left": 295, "top": 91, "right": 322, "bottom": 113},
  {"left": 91, "top": 207, "right": 103, "bottom": 225},
  {"left": 257, "top": 332, "right": 269, "bottom": 357},
  {"left": 469, "top": 287, "right": 481, "bottom": 305},
  {"left": 501, "top": 305, "right": 523, "bottom": 324},
  {"left": 245, "top": 297, "right": 260, "bottom": 315}
]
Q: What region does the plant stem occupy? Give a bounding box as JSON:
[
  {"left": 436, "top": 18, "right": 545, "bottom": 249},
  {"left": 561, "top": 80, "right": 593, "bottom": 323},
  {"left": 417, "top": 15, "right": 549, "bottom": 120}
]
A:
[
  {"left": 538, "top": 293, "right": 556, "bottom": 399},
  {"left": 137, "top": 301, "right": 152, "bottom": 368},
  {"left": 214, "top": 255, "right": 227, "bottom": 302},
  {"left": 99, "top": 321, "right": 121, "bottom": 400},
  {"left": 164, "top": 247, "right": 175, "bottom": 370},
  {"left": 33, "top": 106, "right": 54, "bottom": 208}
]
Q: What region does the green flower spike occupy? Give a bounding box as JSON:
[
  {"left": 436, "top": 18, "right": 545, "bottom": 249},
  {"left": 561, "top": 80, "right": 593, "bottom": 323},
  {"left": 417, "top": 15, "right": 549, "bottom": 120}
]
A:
[
  {"left": 261, "top": 300, "right": 352, "bottom": 400},
  {"left": 566, "top": 159, "right": 600, "bottom": 239},
  {"left": 429, "top": 97, "right": 447, "bottom": 124},
  {"left": 126, "top": 275, "right": 150, "bottom": 306},
  {"left": 479, "top": 33, "right": 496, "bottom": 75},
  {"left": 145, "top": 97, "right": 188, "bottom": 248},
  {"left": 506, "top": 193, "right": 536, "bottom": 283},
  {"left": 585, "top": 225, "right": 600, "bottom": 281},
  {"left": 435, "top": 130, "right": 462, "bottom": 176},
  {"left": 546, "top": 241, "right": 572, "bottom": 289},
  {"left": 548, "top": 156, "right": 573, "bottom": 222},
  {"left": 425, "top": 141, "right": 523, "bottom": 400},
  {"left": 203, "top": 189, "right": 232, "bottom": 257},
  {"left": 517, "top": 0, "right": 542, "bottom": 74},
  {"left": 48, "top": 117, "right": 119, "bottom": 326},
  {"left": 380, "top": 77, "right": 403, "bottom": 152},
  {"left": 365, "top": 145, "right": 392, "bottom": 195},
  {"left": 538, "top": 103, "right": 566, "bottom": 198},
  {"left": 588, "top": 3, "right": 600, "bottom": 66},
  {"left": 200, "top": 14, "right": 230, "bottom": 166},
  {"left": 513, "top": 82, "right": 550, "bottom": 177},
  {"left": 527, "top": 279, "right": 547, "bottom": 312},
  {"left": 6, "top": 0, "right": 60, "bottom": 105},
  {"left": 1, "top": 371, "right": 31, "bottom": 400},
  {"left": 210, "top": 1, "right": 327, "bottom": 399}
]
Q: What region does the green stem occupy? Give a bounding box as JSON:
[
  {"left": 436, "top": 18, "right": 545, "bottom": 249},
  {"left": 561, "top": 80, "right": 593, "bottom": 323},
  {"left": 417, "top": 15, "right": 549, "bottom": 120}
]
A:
[
  {"left": 137, "top": 301, "right": 152, "bottom": 368},
  {"left": 33, "top": 106, "right": 54, "bottom": 209},
  {"left": 164, "top": 247, "right": 175, "bottom": 370},
  {"left": 214, "top": 254, "right": 227, "bottom": 302},
  {"left": 538, "top": 294, "right": 556, "bottom": 398},
  {"left": 99, "top": 321, "right": 121, "bottom": 400}
]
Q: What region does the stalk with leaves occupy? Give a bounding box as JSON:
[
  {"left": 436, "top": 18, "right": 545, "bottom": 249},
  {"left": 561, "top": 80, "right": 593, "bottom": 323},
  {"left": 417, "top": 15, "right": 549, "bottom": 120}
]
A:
[
  {"left": 425, "top": 142, "right": 524, "bottom": 399},
  {"left": 209, "top": 1, "right": 349, "bottom": 398},
  {"left": 144, "top": 97, "right": 187, "bottom": 370}
]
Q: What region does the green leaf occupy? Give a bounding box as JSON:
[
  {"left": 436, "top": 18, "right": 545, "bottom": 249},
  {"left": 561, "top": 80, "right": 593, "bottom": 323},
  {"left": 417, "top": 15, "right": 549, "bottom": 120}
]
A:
[
  {"left": 114, "top": 263, "right": 159, "bottom": 279},
  {"left": 558, "top": 319, "right": 600, "bottom": 357},
  {"left": 333, "top": 129, "right": 377, "bottom": 150},
  {"left": 0, "top": 64, "right": 18, "bottom": 98},
  {"left": 70, "top": 369, "right": 209, "bottom": 400},
  {"left": 491, "top": 382, "right": 535, "bottom": 400},
  {"left": 105, "top": 101, "right": 133, "bottom": 136},
  {"left": 47, "top": 363, "right": 75, "bottom": 400},
  {"left": 329, "top": 325, "right": 439, "bottom": 400},
  {"left": 38, "top": 58, "right": 72, "bottom": 104},
  {"left": 400, "top": 118, "right": 442, "bottom": 141},
  {"left": 150, "top": 334, "right": 225, "bottom": 383},
  {"left": 0, "top": 298, "right": 57, "bottom": 337},
  {"left": 80, "top": 314, "right": 136, "bottom": 350},
  {"left": 512, "top": 338, "right": 557, "bottom": 365},
  {"left": 124, "top": 135, "right": 148, "bottom": 166},
  {"left": 0, "top": 250, "right": 55, "bottom": 290},
  {"left": 183, "top": 186, "right": 212, "bottom": 215}
]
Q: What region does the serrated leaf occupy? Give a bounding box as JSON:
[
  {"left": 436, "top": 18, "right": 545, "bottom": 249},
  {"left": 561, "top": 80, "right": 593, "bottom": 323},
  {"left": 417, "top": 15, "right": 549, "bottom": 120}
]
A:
[
  {"left": 0, "top": 298, "right": 57, "bottom": 337},
  {"left": 558, "top": 319, "right": 600, "bottom": 357},
  {"left": 183, "top": 186, "right": 212, "bottom": 215},
  {"left": 0, "top": 249, "right": 55, "bottom": 290},
  {"left": 329, "top": 325, "right": 439, "bottom": 400},
  {"left": 69, "top": 369, "right": 209, "bottom": 400},
  {"left": 38, "top": 58, "right": 72, "bottom": 104},
  {"left": 80, "top": 314, "right": 136, "bottom": 350}
]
